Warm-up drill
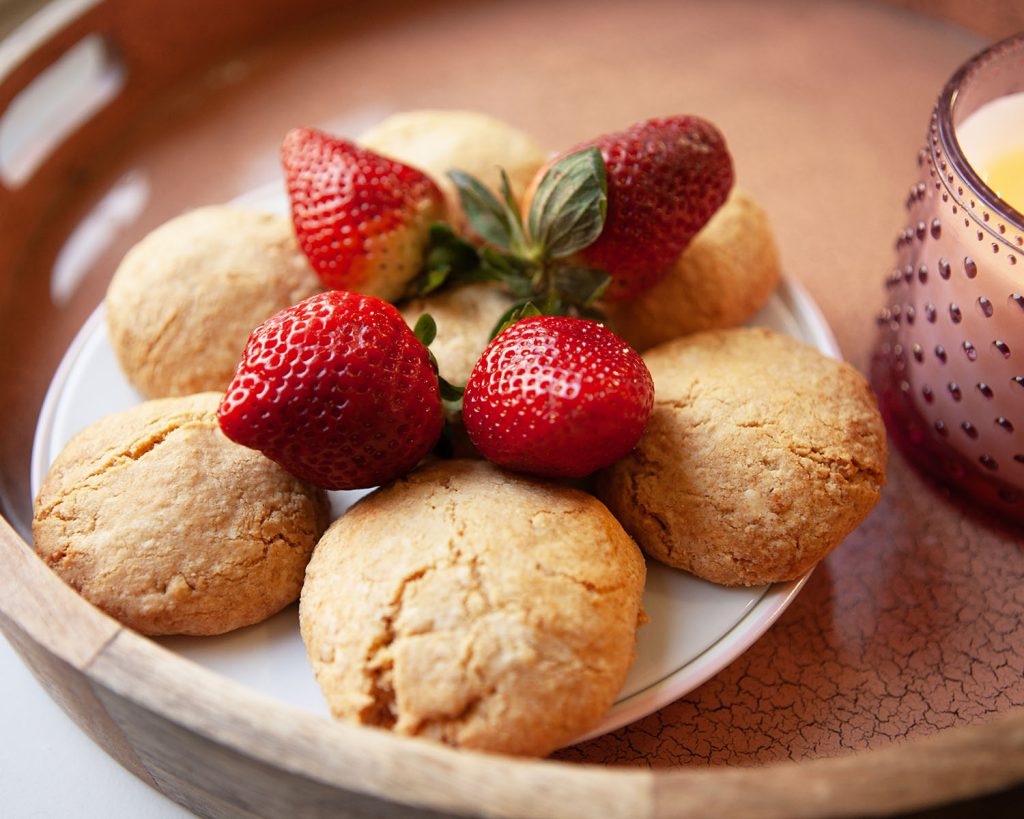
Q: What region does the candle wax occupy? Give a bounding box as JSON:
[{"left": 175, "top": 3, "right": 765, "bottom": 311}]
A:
[
  {"left": 957, "top": 90, "right": 1024, "bottom": 214},
  {"left": 982, "top": 149, "right": 1024, "bottom": 214}
]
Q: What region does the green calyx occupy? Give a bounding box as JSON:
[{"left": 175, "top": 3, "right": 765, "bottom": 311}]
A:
[
  {"left": 526, "top": 147, "right": 607, "bottom": 260},
  {"left": 412, "top": 312, "right": 464, "bottom": 412},
  {"left": 411, "top": 224, "right": 491, "bottom": 297},
  {"left": 407, "top": 147, "right": 611, "bottom": 339},
  {"left": 490, "top": 301, "right": 542, "bottom": 341}
]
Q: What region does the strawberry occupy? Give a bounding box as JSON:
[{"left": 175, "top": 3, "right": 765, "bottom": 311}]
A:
[
  {"left": 281, "top": 127, "right": 445, "bottom": 301},
  {"left": 524, "top": 115, "right": 734, "bottom": 301},
  {"left": 462, "top": 316, "right": 654, "bottom": 478},
  {"left": 217, "top": 290, "right": 443, "bottom": 490}
]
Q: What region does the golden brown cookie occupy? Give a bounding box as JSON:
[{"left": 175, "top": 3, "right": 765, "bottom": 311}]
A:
[
  {"left": 596, "top": 328, "right": 886, "bottom": 586},
  {"left": 359, "top": 110, "right": 546, "bottom": 225},
  {"left": 33, "top": 393, "right": 330, "bottom": 636},
  {"left": 106, "top": 206, "right": 322, "bottom": 399},
  {"left": 604, "top": 188, "right": 781, "bottom": 351},
  {"left": 398, "top": 283, "right": 516, "bottom": 385},
  {"left": 300, "top": 459, "right": 646, "bottom": 757}
]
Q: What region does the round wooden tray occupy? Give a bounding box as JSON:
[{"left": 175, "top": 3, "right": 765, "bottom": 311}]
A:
[{"left": 2, "top": 1, "right": 1023, "bottom": 816}]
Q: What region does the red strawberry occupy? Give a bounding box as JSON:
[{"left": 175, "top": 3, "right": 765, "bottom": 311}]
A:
[
  {"left": 281, "top": 128, "right": 445, "bottom": 301},
  {"left": 526, "top": 115, "right": 734, "bottom": 301},
  {"left": 218, "top": 290, "right": 443, "bottom": 490},
  {"left": 462, "top": 316, "right": 654, "bottom": 478}
]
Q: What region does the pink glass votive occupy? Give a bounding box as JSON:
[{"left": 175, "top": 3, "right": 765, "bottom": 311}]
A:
[{"left": 872, "top": 33, "right": 1024, "bottom": 523}]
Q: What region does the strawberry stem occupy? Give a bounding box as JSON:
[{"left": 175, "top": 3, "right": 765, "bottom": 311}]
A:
[{"left": 429, "top": 149, "right": 611, "bottom": 337}]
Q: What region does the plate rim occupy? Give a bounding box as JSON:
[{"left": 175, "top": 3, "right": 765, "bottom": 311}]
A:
[
  {"left": 583, "top": 275, "right": 838, "bottom": 740},
  {"left": 29, "top": 276, "right": 841, "bottom": 746}
]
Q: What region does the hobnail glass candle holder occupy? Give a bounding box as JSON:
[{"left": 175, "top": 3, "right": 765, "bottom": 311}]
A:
[{"left": 872, "top": 33, "right": 1024, "bottom": 523}]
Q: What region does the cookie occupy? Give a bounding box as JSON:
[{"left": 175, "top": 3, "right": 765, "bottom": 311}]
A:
[
  {"left": 33, "top": 393, "right": 330, "bottom": 636},
  {"left": 604, "top": 188, "right": 781, "bottom": 351},
  {"left": 359, "top": 110, "right": 546, "bottom": 225},
  {"left": 596, "top": 328, "right": 886, "bottom": 586},
  {"left": 300, "top": 459, "right": 646, "bottom": 756},
  {"left": 398, "top": 283, "right": 516, "bottom": 385},
  {"left": 106, "top": 206, "right": 322, "bottom": 399}
]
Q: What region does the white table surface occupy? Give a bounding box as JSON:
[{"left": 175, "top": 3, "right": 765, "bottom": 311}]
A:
[{"left": 0, "top": 632, "right": 192, "bottom": 818}]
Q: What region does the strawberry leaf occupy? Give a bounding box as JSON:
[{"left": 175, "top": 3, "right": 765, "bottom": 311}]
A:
[
  {"left": 448, "top": 170, "right": 516, "bottom": 251},
  {"left": 527, "top": 147, "right": 607, "bottom": 259},
  {"left": 409, "top": 222, "right": 491, "bottom": 297},
  {"left": 425, "top": 223, "right": 480, "bottom": 274},
  {"left": 489, "top": 301, "right": 529, "bottom": 340},
  {"left": 480, "top": 249, "right": 536, "bottom": 298},
  {"left": 490, "top": 300, "right": 543, "bottom": 340},
  {"left": 414, "top": 314, "right": 466, "bottom": 410},
  {"left": 499, "top": 169, "right": 531, "bottom": 254},
  {"left": 552, "top": 266, "right": 612, "bottom": 307},
  {"left": 417, "top": 267, "right": 451, "bottom": 295},
  {"left": 516, "top": 301, "right": 543, "bottom": 320},
  {"left": 438, "top": 377, "right": 465, "bottom": 402},
  {"left": 413, "top": 313, "right": 437, "bottom": 347},
  {"left": 499, "top": 169, "right": 519, "bottom": 213},
  {"left": 428, "top": 221, "right": 458, "bottom": 244}
]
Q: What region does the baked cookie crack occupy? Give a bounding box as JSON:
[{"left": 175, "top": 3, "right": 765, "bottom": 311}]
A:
[
  {"left": 531, "top": 561, "right": 629, "bottom": 596},
  {"left": 36, "top": 412, "right": 213, "bottom": 522},
  {"left": 362, "top": 562, "right": 439, "bottom": 728},
  {"left": 138, "top": 309, "right": 181, "bottom": 372}
]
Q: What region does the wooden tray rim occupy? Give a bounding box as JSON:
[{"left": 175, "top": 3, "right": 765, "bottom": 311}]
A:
[
  {"left": 3, "top": 513, "right": 1024, "bottom": 818},
  {"left": 2, "top": 1, "right": 1023, "bottom": 816}
]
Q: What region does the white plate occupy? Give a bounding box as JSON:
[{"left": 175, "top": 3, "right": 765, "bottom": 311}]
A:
[{"left": 30, "top": 190, "right": 840, "bottom": 745}]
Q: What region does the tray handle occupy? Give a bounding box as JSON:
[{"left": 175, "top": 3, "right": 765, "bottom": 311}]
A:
[{"left": 0, "top": 0, "right": 120, "bottom": 194}]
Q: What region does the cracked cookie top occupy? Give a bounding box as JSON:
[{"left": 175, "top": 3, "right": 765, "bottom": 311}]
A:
[
  {"left": 299, "top": 459, "right": 646, "bottom": 757},
  {"left": 106, "top": 206, "right": 323, "bottom": 399},
  {"left": 596, "top": 327, "right": 887, "bottom": 586},
  {"left": 32, "top": 392, "right": 330, "bottom": 636}
]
